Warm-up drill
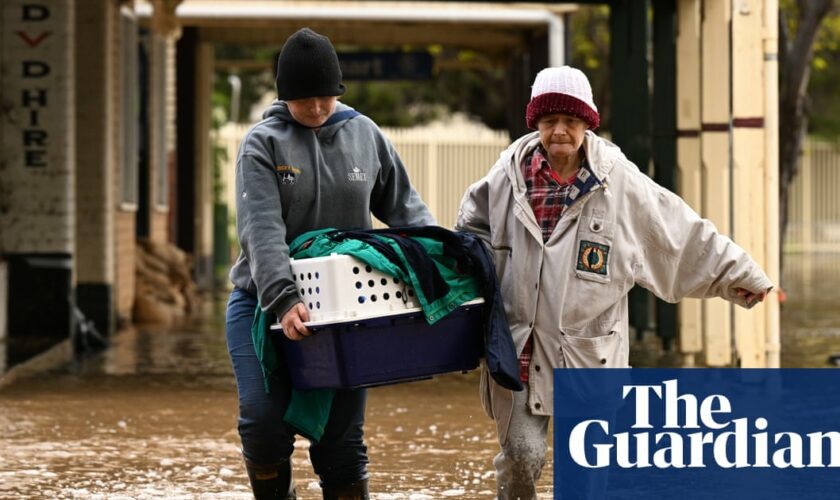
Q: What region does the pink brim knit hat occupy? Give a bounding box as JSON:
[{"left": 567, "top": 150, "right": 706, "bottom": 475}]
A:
[{"left": 525, "top": 66, "right": 600, "bottom": 130}]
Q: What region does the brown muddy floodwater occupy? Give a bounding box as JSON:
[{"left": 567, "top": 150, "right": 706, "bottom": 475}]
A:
[
  {"left": 0, "top": 302, "right": 540, "bottom": 499},
  {"left": 0, "top": 254, "right": 837, "bottom": 499},
  {"left": 779, "top": 253, "right": 840, "bottom": 368}
]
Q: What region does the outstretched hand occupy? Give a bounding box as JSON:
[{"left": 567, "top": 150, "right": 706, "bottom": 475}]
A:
[
  {"left": 735, "top": 288, "right": 768, "bottom": 307},
  {"left": 280, "top": 302, "right": 311, "bottom": 340}
]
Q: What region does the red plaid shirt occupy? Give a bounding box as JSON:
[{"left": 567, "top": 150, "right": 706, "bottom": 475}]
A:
[{"left": 519, "top": 148, "right": 579, "bottom": 383}]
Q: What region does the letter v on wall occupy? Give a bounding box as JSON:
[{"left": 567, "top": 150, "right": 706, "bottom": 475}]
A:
[{"left": 16, "top": 31, "right": 51, "bottom": 47}]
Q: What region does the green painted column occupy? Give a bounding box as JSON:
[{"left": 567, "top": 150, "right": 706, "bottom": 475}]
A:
[
  {"left": 652, "top": 0, "right": 679, "bottom": 350},
  {"left": 609, "top": 0, "right": 651, "bottom": 339}
]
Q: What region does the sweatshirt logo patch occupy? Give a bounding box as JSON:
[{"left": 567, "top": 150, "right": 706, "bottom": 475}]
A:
[
  {"left": 577, "top": 240, "right": 609, "bottom": 276},
  {"left": 275, "top": 165, "right": 301, "bottom": 185},
  {"left": 347, "top": 166, "right": 367, "bottom": 182}
]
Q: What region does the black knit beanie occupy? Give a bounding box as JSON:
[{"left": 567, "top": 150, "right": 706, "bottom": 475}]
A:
[{"left": 275, "top": 28, "right": 346, "bottom": 101}]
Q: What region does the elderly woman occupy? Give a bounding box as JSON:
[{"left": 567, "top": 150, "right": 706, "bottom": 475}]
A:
[
  {"left": 226, "top": 28, "right": 433, "bottom": 499},
  {"left": 455, "top": 66, "right": 772, "bottom": 499}
]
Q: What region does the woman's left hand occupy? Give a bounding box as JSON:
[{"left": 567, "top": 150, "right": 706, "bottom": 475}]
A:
[{"left": 735, "top": 288, "right": 768, "bottom": 307}]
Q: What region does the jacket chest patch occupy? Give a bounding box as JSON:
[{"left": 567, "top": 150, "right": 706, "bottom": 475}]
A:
[
  {"left": 347, "top": 166, "right": 367, "bottom": 182},
  {"left": 275, "top": 165, "right": 301, "bottom": 185},
  {"left": 576, "top": 240, "right": 610, "bottom": 276}
]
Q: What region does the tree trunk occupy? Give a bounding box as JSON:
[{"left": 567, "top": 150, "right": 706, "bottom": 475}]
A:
[{"left": 778, "top": 0, "right": 833, "bottom": 277}]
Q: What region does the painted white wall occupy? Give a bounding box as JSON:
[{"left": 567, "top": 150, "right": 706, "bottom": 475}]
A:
[{"left": 0, "top": 0, "right": 76, "bottom": 255}]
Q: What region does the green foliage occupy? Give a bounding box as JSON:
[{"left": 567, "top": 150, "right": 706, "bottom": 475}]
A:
[
  {"left": 210, "top": 45, "right": 275, "bottom": 205},
  {"left": 569, "top": 6, "right": 611, "bottom": 132},
  {"left": 807, "top": 6, "right": 840, "bottom": 137},
  {"left": 210, "top": 87, "right": 229, "bottom": 203},
  {"left": 335, "top": 46, "right": 509, "bottom": 129},
  {"left": 211, "top": 43, "right": 508, "bottom": 129},
  {"left": 341, "top": 81, "right": 445, "bottom": 127},
  {"left": 206, "top": 9, "right": 615, "bottom": 134},
  {"left": 213, "top": 44, "right": 277, "bottom": 124},
  {"left": 781, "top": 0, "right": 840, "bottom": 137}
]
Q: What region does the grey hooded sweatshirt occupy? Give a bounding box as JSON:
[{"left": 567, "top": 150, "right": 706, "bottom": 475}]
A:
[{"left": 229, "top": 101, "right": 435, "bottom": 317}]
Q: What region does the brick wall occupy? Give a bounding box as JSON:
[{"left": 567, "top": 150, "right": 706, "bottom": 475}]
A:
[
  {"left": 113, "top": 6, "right": 135, "bottom": 323},
  {"left": 149, "top": 35, "right": 176, "bottom": 244},
  {"left": 115, "top": 210, "right": 136, "bottom": 322}
]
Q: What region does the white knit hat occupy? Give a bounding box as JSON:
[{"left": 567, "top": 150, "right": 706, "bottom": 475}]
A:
[{"left": 526, "top": 66, "right": 599, "bottom": 130}]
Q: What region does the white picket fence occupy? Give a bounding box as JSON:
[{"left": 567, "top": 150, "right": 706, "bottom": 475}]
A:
[
  {"left": 784, "top": 137, "right": 840, "bottom": 254},
  {"left": 216, "top": 122, "right": 510, "bottom": 229},
  {"left": 217, "top": 123, "right": 840, "bottom": 254}
]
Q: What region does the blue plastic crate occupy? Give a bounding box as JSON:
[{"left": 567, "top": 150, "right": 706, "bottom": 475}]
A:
[{"left": 277, "top": 301, "right": 484, "bottom": 390}]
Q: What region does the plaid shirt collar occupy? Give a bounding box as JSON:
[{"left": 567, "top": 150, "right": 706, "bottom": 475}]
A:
[
  {"left": 526, "top": 148, "right": 577, "bottom": 185},
  {"left": 525, "top": 147, "right": 601, "bottom": 206}
]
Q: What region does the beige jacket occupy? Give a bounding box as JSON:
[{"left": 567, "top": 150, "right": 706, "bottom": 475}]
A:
[{"left": 455, "top": 131, "right": 773, "bottom": 443}]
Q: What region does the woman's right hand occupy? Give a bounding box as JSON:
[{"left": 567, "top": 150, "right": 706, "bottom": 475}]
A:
[{"left": 280, "top": 302, "right": 311, "bottom": 340}]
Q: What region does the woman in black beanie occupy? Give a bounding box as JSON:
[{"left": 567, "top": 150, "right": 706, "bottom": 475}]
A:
[{"left": 226, "top": 28, "right": 435, "bottom": 499}]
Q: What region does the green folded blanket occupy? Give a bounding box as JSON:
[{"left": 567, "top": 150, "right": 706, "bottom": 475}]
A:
[{"left": 251, "top": 305, "right": 334, "bottom": 442}]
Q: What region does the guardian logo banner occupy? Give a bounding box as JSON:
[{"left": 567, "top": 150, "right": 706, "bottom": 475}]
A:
[{"left": 553, "top": 369, "right": 840, "bottom": 499}]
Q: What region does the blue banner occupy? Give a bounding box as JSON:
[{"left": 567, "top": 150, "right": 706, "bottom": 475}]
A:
[
  {"left": 337, "top": 51, "right": 433, "bottom": 81},
  {"left": 554, "top": 369, "right": 840, "bottom": 499}
]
